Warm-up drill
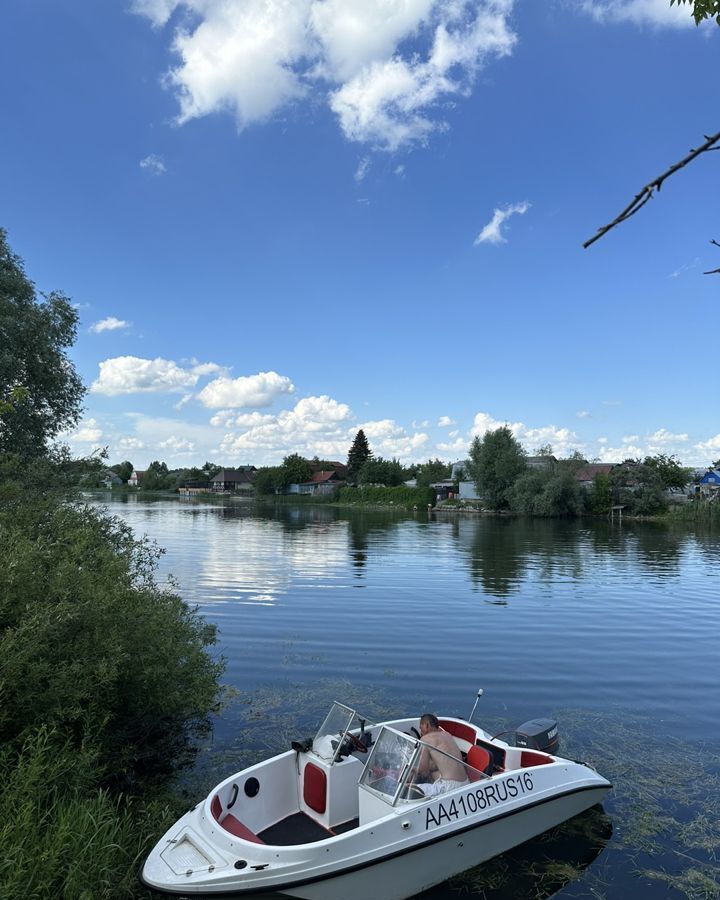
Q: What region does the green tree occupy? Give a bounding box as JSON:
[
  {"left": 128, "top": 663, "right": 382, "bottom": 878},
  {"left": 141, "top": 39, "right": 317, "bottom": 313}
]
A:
[
  {"left": 642, "top": 454, "right": 691, "bottom": 491},
  {"left": 142, "top": 459, "right": 172, "bottom": 491},
  {"left": 671, "top": 0, "right": 720, "bottom": 24},
  {"left": 110, "top": 460, "right": 133, "bottom": 483},
  {"left": 253, "top": 466, "right": 284, "bottom": 495},
  {"left": 347, "top": 429, "right": 372, "bottom": 483},
  {"left": 466, "top": 427, "right": 527, "bottom": 510},
  {"left": 358, "top": 456, "right": 405, "bottom": 486},
  {"left": 588, "top": 472, "right": 612, "bottom": 514},
  {"left": 0, "top": 229, "right": 84, "bottom": 457},
  {"left": 415, "top": 458, "right": 451, "bottom": 487},
  {"left": 508, "top": 468, "right": 582, "bottom": 517},
  {"left": 282, "top": 453, "right": 312, "bottom": 486}
]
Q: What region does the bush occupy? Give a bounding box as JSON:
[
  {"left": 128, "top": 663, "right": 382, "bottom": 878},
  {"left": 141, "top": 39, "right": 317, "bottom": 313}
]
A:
[
  {"left": 0, "top": 459, "right": 224, "bottom": 793},
  {"left": 337, "top": 485, "right": 435, "bottom": 509},
  {"left": 0, "top": 728, "right": 174, "bottom": 900}
]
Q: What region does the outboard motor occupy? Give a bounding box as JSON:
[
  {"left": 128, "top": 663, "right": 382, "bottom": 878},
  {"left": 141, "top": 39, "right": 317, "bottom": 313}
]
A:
[{"left": 512, "top": 718, "right": 559, "bottom": 755}]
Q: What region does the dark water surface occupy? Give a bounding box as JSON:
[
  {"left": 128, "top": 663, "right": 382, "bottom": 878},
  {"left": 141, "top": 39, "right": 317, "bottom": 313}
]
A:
[{"left": 102, "top": 496, "right": 720, "bottom": 899}]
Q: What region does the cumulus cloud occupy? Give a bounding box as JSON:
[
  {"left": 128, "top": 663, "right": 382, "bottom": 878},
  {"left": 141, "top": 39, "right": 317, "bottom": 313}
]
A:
[
  {"left": 139, "top": 153, "right": 167, "bottom": 175},
  {"left": 66, "top": 418, "right": 103, "bottom": 443},
  {"left": 579, "top": 0, "right": 695, "bottom": 27},
  {"left": 474, "top": 201, "right": 530, "bottom": 245},
  {"left": 209, "top": 410, "right": 276, "bottom": 429},
  {"left": 695, "top": 433, "right": 720, "bottom": 455},
  {"left": 647, "top": 428, "right": 688, "bottom": 445},
  {"left": 133, "top": 0, "right": 517, "bottom": 151},
  {"left": 91, "top": 356, "right": 221, "bottom": 395},
  {"left": 159, "top": 435, "right": 195, "bottom": 452},
  {"left": 197, "top": 371, "right": 295, "bottom": 409},
  {"left": 90, "top": 317, "right": 131, "bottom": 334},
  {"left": 438, "top": 415, "right": 456, "bottom": 427},
  {"left": 469, "top": 411, "right": 581, "bottom": 458}
]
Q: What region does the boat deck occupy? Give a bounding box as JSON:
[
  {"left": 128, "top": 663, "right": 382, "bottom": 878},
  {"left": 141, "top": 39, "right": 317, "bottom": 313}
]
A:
[{"left": 259, "top": 813, "right": 359, "bottom": 845}]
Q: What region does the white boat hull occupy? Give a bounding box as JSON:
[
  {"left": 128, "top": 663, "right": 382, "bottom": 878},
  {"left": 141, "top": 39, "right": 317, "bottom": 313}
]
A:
[{"left": 283, "top": 786, "right": 608, "bottom": 900}]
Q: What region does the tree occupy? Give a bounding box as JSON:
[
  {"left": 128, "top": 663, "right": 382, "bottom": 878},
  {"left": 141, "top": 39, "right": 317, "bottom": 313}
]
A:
[
  {"left": 642, "top": 454, "right": 691, "bottom": 491},
  {"left": 282, "top": 453, "right": 312, "bottom": 486},
  {"left": 347, "top": 429, "right": 372, "bottom": 482},
  {"left": 672, "top": 0, "right": 720, "bottom": 24},
  {"left": 111, "top": 460, "right": 134, "bottom": 483},
  {"left": 584, "top": 3, "right": 720, "bottom": 269},
  {"left": 415, "top": 458, "right": 451, "bottom": 487},
  {"left": 142, "top": 460, "right": 172, "bottom": 491},
  {"left": 0, "top": 229, "right": 85, "bottom": 457},
  {"left": 358, "top": 456, "right": 405, "bottom": 486},
  {"left": 466, "top": 427, "right": 527, "bottom": 510}
]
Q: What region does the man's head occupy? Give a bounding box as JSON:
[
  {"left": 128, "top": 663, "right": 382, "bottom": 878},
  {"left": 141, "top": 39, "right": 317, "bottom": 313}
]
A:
[{"left": 419, "top": 713, "right": 439, "bottom": 736}]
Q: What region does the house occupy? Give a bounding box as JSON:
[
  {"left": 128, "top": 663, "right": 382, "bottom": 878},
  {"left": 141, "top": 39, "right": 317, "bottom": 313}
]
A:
[
  {"left": 698, "top": 469, "right": 720, "bottom": 497},
  {"left": 100, "top": 469, "right": 123, "bottom": 489},
  {"left": 287, "top": 470, "right": 344, "bottom": 496},
  {"left": 574, "top": 463, "right": 615, "bottom": 489},
  {"left": 211, "top": 468, "right": 256, "bottom": 493},
  {"left": 128, "top": 470, "right": 145, "bottom": 487}
]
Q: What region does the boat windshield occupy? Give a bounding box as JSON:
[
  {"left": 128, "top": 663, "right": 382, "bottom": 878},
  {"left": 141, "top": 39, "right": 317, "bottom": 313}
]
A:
[
  {"left": 359, "top": 726, "right": 418, "bottom": 804},
  {"left": 312, "top": 702, "right": 360, "bottom": 763}
]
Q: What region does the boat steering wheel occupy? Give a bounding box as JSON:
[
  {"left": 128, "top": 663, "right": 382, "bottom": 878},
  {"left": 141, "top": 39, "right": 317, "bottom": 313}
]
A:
[{"left": 340, "top": 731, "right": 368, "bottom": 753}]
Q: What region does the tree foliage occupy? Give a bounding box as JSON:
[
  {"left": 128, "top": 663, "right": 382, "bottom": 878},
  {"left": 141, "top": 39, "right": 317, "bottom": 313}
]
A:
[
  {"left": 347, "top": 429, "right": 372, "bottom": 482},
  {"left": 358, "top": 456, "right": 405, "bottom": 486},
  {"left": 414, "top": 457, "right": 451, "bottom": 487},
  {"left": 0, "top": 456, "right": 224, "bottom": 791},
  {"left": 466, "top": 427, "right": 527, "bottom": 510},
  {"left": 110, "top": 459, "right": 134, "bottom": 483},
  {"left": 282, "top": 453, "right": 312, "bottom": 486},
  {"left": 671, "top": 0, "right": 720, "bottom": 24},
  {"left": 508, "top": 468, "right": 582, "bottom": 517},
  {"left": 0, "top": 229, "right": 85, "bottom": 457}
]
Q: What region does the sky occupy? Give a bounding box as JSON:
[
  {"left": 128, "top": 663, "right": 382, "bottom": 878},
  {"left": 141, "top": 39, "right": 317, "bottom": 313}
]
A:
[{"left": 2, "top": 0, "right": 719, "bottom": 470}]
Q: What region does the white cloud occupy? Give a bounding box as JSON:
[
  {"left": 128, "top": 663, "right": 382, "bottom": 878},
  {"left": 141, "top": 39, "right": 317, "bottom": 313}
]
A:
[
  {"left": 596, "top": 444, "right": 644, "bottom": 462},
  {"left": 197, "top": 371, "right": 295, "bottom": 409},
  {"left": 412, "top": 419, "right": 429, "bottom": 429},
  {"left": 91, "top": 355, "right": 220, "bottom": 395},
  {"left": 438, "top": 415, "right": 456, "bottom": 427},
  {"left": 209, "top": 410, "right": 276, "bottom": 428},
  {"left": 139, "top": 153, "right": 167, "bottom": 175},
  {"left": 579, "top": 0, "right": 695, "bottom": 27},
  {"left": 695, "top": 433, "right": 720, "bottom": 455},
  {"left": 354, "top": 156, "right": 371, "bottom": 182},
  {"left": 437, "top": 436, "right": 467, "bottom": 453},
  {"left": 448, "top": 429, "right": 459, "bottom": 438},
  {"left": 159, "top": 435, "right": 195, "bottom": 452},
  {"left": 474, "top": 200, "right": 530, "bottom": 245},
  {"left": 647, "top": 428, "right": 688, "bottom": 444},
  {"left": 117, "top": 437, "right": 146, "bottom": 451},
  {"left": 67, "top": 418, "right": 103, "bottom": 443},
  {"left": 576, "top": 410, "right": 590, "bottom": 419},
  {"left": 134, "top": 0, "right": 517, "bottom": 151},
  {"left": 90, "top": 317, "right": 131, "bottom": 334}
]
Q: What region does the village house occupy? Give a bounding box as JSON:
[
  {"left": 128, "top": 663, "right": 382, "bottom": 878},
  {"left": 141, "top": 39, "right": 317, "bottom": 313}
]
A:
[
  {"left": 128, "top": 470, "right": 145, "bottom": 487},
  {"left": 286, "top": 470, "right": 344, "bottom": 496},
  {"left": 211, "top": 467, "right": 256, "bottom": 493}
]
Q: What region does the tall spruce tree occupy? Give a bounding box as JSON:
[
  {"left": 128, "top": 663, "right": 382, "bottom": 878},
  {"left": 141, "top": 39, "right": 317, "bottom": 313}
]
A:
[{"left": 347, "top": 429, "right": 372, "bottom": 483}]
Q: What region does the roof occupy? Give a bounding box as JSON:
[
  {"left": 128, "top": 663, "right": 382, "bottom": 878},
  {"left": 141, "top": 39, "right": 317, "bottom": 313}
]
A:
[
  {"left": 574, "top": 464, "right": 615, "bottom": 481},
  {"left": 309, "top": 470, "right": 341, "bottom": 484},
  {"left": 212, "top": 468, "right": 255, "bottom": 483}
]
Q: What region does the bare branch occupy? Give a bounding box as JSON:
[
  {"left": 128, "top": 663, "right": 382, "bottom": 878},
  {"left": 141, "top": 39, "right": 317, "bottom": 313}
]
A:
[
  {"left": 583, "top": 130, "right": 720, "bottom": 249},
  {"left": 703, "top": 268, "right": 720, "bottom": 275}
]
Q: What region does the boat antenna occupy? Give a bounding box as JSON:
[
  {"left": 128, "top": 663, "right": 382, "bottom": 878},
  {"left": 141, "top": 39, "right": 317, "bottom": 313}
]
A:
[{"left": 468, "top": 687, "right": 484, "bottom": 723}]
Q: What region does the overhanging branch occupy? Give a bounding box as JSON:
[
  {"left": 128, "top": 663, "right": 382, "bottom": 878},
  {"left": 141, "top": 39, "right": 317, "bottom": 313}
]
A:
[{"left": 583, "top": 130, "right": 720, "bottom": 249}]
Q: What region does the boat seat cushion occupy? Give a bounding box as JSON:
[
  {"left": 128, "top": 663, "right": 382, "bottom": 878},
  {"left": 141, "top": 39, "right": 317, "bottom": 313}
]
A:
[
  {"left": 438, "top": 720, "right": 477, "bottom": 746},
  {"left": 303, "top": 762, "right": 327, "bottom": 814},
  {"left": 466, "top": 745, "right": 493, "bottom": 781},
  {"left": 220, "top": 814, "right": 266, "bottom": 843}
]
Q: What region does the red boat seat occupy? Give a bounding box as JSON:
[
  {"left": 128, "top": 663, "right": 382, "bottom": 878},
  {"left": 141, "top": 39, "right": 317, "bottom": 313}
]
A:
[
  {"left": 303, "top": 762, "right": 327, "bottom": 814},
  {"left": 466, "top": 745, "right": 493, "bottom": 781},
  {"left": 438, "top": 720, "right": 477, "bottom": 746},
  {"left": 221, "top": 814, "right": 265, "bottom": 843},
  {"left": 521, "top": 751, "right": 553, "bottom": 768}
]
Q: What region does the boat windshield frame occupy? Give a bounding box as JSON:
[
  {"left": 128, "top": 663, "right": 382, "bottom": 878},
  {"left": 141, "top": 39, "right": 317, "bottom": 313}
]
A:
[
  {"left": 359, "top": 726, "right": 422, "bottom": 806},
  {"left": 312, "top": 701, "right": 361, "bottom": 764}
]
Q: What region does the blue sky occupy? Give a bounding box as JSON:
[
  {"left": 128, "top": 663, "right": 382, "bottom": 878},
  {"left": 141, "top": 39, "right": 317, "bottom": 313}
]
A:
[{"left": 2, "top": 0, "right": 718, "bottom": 469}]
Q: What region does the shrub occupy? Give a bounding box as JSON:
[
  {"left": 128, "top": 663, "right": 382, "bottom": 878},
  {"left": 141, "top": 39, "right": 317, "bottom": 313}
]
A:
[{"left": 337, "top": 485, "right": 435, "bottom": 509}]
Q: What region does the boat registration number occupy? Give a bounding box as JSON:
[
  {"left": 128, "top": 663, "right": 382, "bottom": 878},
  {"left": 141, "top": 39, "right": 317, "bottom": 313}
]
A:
[{"left": 425, "top": 773, "right": 534, "bottom": 830}]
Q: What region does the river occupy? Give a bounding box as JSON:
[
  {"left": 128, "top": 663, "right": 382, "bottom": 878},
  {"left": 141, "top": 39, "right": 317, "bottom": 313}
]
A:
[{"left": 101, "top": 495, "right": 720, "bottom": 899}]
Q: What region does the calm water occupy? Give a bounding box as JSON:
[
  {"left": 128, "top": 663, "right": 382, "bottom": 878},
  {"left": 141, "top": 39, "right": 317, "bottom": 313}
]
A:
[{"left": 101, "top": 496, "right": 720, "bottom": 899}]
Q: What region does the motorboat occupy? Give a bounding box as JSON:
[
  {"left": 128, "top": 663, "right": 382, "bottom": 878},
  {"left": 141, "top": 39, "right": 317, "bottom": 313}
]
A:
[{"left": 141, "top": 700, "right": 611, "bottom": 899}]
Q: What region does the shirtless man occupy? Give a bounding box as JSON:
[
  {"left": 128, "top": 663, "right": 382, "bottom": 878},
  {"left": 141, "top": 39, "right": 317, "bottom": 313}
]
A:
[{"left": 411, "top": 713, "right": 468, "bottom": 797}]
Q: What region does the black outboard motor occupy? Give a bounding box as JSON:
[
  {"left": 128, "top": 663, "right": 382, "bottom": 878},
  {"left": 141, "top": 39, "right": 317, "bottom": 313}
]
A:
[{"left": 512, "top": 718, "right": 559, "bottom": 755}]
